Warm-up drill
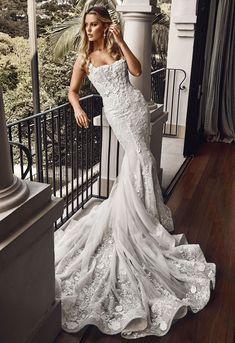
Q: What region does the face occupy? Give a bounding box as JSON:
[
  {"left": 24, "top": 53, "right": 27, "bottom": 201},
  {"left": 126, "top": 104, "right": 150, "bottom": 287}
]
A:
[{"left": 85, "top": 14, "right": 107, "bottom": 41}]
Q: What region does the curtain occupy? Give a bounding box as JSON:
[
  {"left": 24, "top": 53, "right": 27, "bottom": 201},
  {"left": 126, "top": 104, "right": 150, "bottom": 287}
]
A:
[{"left": 198, "top": 0, "right": 235, "bottom": 143}]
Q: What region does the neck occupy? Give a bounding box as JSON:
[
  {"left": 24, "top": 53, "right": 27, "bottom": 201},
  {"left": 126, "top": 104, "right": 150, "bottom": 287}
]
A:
[{"left": 93, "top": 37, "right": 106, "bottom": 52}]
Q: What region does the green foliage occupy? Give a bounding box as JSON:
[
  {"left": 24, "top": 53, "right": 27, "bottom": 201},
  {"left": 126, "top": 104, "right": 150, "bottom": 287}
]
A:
[
  {"left": 0, "top": 0, "right": 76, "bottom": 38},
  {"left": 47, "top": 17, "right": 81, "bottom": 59},
  {"left": 152, "top": 11, "right": 170, "bottom": 66},
  {"left": 0, "top": 0, "right": 28, "bottom": 38},
  {"left": 0, "top": 32, "right": 77, "bottom": 123},
  {"left": 37, "top": 0, "right": 76, "bottom": 36},
  {"left": 0, "top": 35, "right": 18, "bottom": 90},
  {"left": 39, "top": 38, "right": 77, "bottom": 105},
  {"left": 0, "top": 34, "right": 33, "bottom": 121}
]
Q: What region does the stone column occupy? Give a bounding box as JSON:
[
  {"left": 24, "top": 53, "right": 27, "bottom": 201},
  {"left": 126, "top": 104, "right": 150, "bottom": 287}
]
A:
[
  {"left": 0, "top": 88, "right": 64, "bottom": 343},
  {"left": 116, "top": 0, "right": 158, "bottom": 111},
  {"left": 0, "top": 87, "right": 29, "bottom": 213}
]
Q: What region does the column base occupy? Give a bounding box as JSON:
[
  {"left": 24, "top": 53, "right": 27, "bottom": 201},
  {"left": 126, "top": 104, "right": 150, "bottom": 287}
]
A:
[
  {"left": 0, "top": 181, "right": 63, "bottom": 343},
  {"left": 148, "top": 100, "right": 158, "bottom": 111},
  {"left": 0, "top": 175, "right": 29, "bottom": 213}
]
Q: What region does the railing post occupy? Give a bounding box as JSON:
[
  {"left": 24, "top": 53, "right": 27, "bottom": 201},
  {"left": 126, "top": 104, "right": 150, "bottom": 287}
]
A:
[{"left": 0, "top": 87, "right": 29, "bottom": 213}]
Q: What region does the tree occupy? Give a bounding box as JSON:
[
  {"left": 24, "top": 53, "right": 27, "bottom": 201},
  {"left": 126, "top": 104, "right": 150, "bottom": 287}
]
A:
[
  {"left": 0, "top": 0, "right": 77, "bottom": 38},
  {"left": 0, "top": 32, "right": 76, "bottom": 122},
  {"left": 0, "top": 0, "right": 28, "bottom": 38},
  {"left": 152, "top": 10, "right": 170, "bottom": 68},
  {"left": 38, "top": 39, "right": 77, "bottom": 106}
]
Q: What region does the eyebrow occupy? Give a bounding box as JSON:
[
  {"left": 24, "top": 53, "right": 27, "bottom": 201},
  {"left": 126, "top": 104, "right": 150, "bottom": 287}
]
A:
[{"left": 85, "top": 20, "right": 99, "bottom": 24}]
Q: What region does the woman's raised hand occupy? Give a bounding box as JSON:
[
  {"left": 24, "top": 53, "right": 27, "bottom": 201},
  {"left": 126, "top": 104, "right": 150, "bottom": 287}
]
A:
[
  {"left": 108, "top": 24, "right": 124, "bottom": 45},
  {"left": 74, "top": 109, "right": 90, "bottom": 129}
]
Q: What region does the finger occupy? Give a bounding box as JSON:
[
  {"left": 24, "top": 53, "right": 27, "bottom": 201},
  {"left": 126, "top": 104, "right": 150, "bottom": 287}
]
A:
[
  {"left": 76, "top": 119, "right": 82, "bottom": 128},
  {"left": 79, "top": 116, "right": 86, "bottom": 127},
  {"left": 75, "top": 114, "right": 82, "bottom": 127},
  {"left": 84, "top": 119, "right": 90, "bottom": 128},
  {"left": 83, "top": 116, "right": 89, "bottom": 125},
  {"left": 115, "top": 29, "right": 120, "bottom": 35},
  {"left": 112, "top": 28, "right": 120, "bottom": 37},
  {"left": 109, "top": 29, "right": 117, "bottom": 37},
  {"left": 78, "top": 116, "right": 86, "bottom": 128},
  {"left": 84, "top": 119, "right": 89, "bottom": 128}
]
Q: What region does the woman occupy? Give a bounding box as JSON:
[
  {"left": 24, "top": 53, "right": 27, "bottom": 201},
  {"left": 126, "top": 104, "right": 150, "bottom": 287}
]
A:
[{"left": 54, "top": 5, "right": 216, "bottom": 339}]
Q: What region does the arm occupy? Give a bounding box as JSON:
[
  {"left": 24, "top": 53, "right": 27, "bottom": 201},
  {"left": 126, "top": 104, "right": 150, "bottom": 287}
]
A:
[
  {"left": 68, "top": 56, "right": 90, "bottom": 128},
  {"left": 109, "top": 24, "right": 142, "bottom": 77},
  {"left": 118, "top": 40, "right": 142, "bottom": 77}
]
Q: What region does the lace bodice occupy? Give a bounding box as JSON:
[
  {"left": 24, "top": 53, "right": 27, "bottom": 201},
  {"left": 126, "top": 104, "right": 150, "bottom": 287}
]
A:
[
  {"left": 88, "top": 58, "right": 132, "bottom": 97},
  {"left": 87, "top": 58, "right": 146, "bottom": 112}
]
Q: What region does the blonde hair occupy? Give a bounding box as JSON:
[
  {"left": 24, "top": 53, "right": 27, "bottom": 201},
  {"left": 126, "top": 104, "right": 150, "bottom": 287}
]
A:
[{"left": 78, "top": 6, "right": 123, "bottom": 71}]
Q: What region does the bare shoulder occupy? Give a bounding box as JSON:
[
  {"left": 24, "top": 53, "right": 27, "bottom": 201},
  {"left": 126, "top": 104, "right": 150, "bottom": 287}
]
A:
[{"left": 73, "top": 54, "right": 88, "bottom": 75}]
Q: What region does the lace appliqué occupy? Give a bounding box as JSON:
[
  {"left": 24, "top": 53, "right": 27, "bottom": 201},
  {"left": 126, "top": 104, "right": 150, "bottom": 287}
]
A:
[{"left": 54, "top": 58, "right": 216, "bottom": 339}]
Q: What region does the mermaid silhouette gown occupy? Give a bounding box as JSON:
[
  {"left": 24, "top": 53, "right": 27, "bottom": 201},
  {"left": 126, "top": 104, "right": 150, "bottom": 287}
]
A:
[{"left": 54, "top": 57, "right": 216, "bottom": 338}]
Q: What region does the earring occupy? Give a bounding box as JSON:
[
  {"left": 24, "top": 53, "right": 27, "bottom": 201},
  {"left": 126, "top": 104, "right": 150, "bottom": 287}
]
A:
[{"left": 104, "top": 28, "right": 108, "bottom": 38}]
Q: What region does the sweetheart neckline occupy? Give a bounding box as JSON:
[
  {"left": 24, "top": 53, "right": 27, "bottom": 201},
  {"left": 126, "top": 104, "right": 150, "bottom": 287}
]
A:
[{"left": 88, "top": 58, "right": 125, "bottom": 70}]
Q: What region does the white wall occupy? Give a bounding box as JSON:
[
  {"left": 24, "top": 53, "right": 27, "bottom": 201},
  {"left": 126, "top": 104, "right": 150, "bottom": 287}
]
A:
[{"left": 166, "top": 0, "right": 197, "bottom": 129}]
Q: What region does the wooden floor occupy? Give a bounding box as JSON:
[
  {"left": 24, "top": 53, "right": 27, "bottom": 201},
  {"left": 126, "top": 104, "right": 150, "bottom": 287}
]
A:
[{"left": 55, "top": 142, "right": 235, "bottom": 343}]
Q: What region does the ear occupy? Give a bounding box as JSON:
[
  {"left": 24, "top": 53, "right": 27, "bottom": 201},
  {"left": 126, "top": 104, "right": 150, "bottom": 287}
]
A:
[{"left": 104, "top": 23, "right": 110, "bottom": 32}]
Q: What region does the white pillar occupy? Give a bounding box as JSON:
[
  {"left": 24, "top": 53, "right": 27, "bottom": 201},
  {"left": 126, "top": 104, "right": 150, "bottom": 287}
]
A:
[
  {"left": 117, "top": 0, "right": 157, "bottom": 110},
  {"left": 0, "top": 87, "right": 29, "bottom": 213}
]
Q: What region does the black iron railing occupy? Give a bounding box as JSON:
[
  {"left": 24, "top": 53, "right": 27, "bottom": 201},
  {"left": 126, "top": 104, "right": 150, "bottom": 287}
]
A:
[
  {"left": 151, "top": 68, "right": 186, "bottom": 136},
  {"left": 7, "top": 66, "right": 186, "bottom": 229},
  {"left": 8, "top": 141, "right": 33, "bottom": 179},
  {"left": 7, "top": 94, "right": 109, "bottom": 228}
]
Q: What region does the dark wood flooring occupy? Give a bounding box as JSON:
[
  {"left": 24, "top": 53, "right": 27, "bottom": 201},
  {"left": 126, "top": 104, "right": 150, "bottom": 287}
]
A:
[{"left": 55, "top": 142, "right": 235, "bottom": 343}]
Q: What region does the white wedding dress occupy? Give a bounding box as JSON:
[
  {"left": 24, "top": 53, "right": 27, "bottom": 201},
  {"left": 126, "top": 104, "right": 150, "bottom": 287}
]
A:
[{"left": 54, "top": 57, "right": 216, "bottom": 339}]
